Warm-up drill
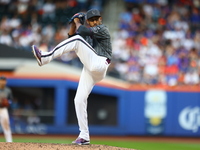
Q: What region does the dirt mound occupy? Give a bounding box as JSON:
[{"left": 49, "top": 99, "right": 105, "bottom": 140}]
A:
[{"left": 0, "top": 142, "right": 135, "bottom": 150}]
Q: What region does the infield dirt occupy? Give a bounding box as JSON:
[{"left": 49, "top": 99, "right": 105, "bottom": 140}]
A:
[
  {"left": 0, "top": 134, "right": 199, "bottom": 150},
  {"left": 0, "top": 142, "right": 135, "bottom": 150}
]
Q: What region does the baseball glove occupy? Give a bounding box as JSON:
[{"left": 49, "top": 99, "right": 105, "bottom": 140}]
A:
[
  {"left": 0, "top": 98, "right": 10, "bottom": 108},
  {"left": 69, "top": 12, "right": 85, "bottom": 25}
]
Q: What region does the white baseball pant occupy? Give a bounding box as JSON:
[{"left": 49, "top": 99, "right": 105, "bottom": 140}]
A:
[
  {"left": 0, "top": 108, "right": 12, "bottom": 142},
  {"left": 39, "top": 35, "right": 110, "bottom": 141}
]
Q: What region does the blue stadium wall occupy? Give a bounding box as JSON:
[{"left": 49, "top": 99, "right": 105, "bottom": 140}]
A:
[{"left": 6, "top": 78, "right": 200, "bottom": 137}]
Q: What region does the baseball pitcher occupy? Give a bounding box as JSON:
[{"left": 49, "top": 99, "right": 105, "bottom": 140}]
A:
[
  {"left": 0, "top": 76, "right": 13, "bottom": 142},
  {"left": 32, "top": 9, "right": 112, "bottom": 145}
]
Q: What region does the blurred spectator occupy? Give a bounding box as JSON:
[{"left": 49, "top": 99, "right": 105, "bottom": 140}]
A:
[
  {"left": 42, "top": 0, "right": 56, "bottom": 23},
  {"left": 77, "top": 0, "right": 89, "bottom": 11},
  {"left": 27, "top": 111, "right": 40, "bottom": 125},
  {"left": 0, "top": 29, "right": 12, "bottom": 46}
]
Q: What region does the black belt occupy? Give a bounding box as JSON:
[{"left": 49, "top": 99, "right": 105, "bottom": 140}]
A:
[{"left": 106, "top": 58, "right": 111, "bottom": 64}]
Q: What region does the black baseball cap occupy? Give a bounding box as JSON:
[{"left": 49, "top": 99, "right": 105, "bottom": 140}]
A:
[
  {"left": 86, "top": 9, "right": 101, "bottom": 20},
  {"left": 0, "top": 76, "right": 6, "bottom": 80}
]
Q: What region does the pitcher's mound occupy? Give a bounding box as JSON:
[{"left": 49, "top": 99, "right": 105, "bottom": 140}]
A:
[{"left": 0, "top": 142, "right": 136, "bottom": 150}]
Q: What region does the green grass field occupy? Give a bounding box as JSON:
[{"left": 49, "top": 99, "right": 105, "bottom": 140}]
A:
[
  {"left": 0, "top": 135, "right": 200, "bottom": 150},
  {"left": 93, "top": 140, "right": 200, "bottom": 150}
]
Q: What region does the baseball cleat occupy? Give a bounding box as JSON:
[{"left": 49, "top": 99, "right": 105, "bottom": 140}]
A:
[
  {"left": 72, "top": 137, "right": 90, "bottom": 145},
  {"left": 32, "top": 45, "right": 42, "bottom": 66}
]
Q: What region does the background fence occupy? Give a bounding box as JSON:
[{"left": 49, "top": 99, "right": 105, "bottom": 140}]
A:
[{"left": 2, "top": 77, "right": 199, "bottom": 137}]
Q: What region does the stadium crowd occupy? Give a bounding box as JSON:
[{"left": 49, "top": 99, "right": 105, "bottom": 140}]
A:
[
  {"left": 0, "top": 0, "right": 200, "bottom": 86},
  {"left": 110, "top": 0, "right": 200, "bottom": 86}
]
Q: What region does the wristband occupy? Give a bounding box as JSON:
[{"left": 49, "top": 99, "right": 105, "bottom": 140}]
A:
[{"left": 68, "top": 33, "right": 77, "bottom": 38}]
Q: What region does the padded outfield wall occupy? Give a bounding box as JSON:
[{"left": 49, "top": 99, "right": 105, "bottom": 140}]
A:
[{"left": 2, "top": 77, "right": 199, "bottom": 137}]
